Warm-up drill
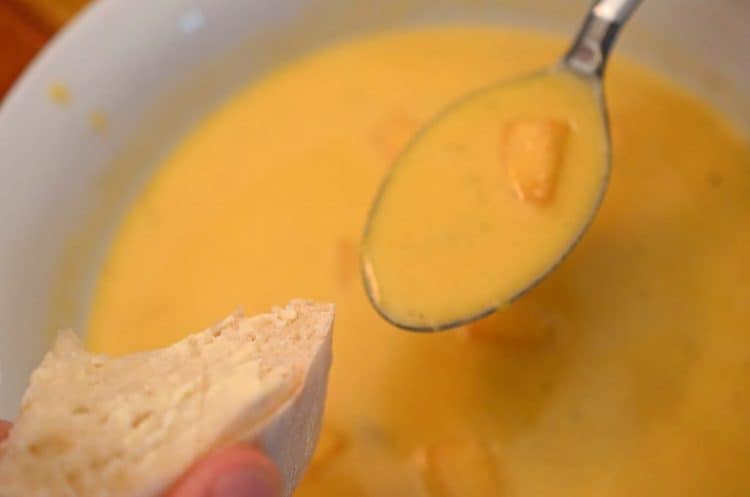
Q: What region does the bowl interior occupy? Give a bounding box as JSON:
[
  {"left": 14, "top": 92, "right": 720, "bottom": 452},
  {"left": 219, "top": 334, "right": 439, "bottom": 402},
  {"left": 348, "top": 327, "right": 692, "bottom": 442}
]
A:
[{"left": 0, "top": 0, "right": 748, "bottom": 418}]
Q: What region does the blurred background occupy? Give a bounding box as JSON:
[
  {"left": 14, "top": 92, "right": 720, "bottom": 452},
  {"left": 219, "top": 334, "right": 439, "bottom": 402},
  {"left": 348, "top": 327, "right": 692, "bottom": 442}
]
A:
[{"left": 0, "top": 0, "right": 86, "bottom": 97}]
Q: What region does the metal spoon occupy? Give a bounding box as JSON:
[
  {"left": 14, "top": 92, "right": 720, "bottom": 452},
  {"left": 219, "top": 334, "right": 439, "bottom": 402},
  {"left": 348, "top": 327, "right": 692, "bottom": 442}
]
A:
[{"left": 361, "top": 0, "right": 643, "bottom": 331}]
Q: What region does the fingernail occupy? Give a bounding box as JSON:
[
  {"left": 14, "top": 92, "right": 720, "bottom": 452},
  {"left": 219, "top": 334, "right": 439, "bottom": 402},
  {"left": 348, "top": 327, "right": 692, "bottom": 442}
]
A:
[{"left": 211, "top": 468, "right": 279, "bottom": 497}]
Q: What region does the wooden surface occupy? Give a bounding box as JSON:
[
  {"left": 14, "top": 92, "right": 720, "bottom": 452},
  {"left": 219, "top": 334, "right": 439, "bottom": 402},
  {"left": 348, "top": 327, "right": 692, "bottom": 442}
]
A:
[{"left": 0, "top": 0, "right": 84, "bottom": 99}]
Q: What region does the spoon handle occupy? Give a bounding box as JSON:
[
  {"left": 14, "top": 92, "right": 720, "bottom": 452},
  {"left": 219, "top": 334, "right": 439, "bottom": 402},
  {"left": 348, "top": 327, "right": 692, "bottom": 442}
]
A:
[{"left": 564, "top": 0, "right": 643, "bottom": 77}]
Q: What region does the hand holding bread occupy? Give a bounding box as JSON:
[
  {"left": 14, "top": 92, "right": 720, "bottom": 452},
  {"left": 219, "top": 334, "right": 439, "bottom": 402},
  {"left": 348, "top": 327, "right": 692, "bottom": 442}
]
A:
[{"left": 0, "top": 300, "right": 334, "bottom": 497}]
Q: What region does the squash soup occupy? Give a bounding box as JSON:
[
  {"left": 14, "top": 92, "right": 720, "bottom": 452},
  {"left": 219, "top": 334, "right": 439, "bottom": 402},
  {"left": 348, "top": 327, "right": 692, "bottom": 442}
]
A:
[
  {"left": 88, "top": 28, "right": 750, "bottom": 497},
  {"left": 362, "top": 69, "right": 608, "bottom": 329}
]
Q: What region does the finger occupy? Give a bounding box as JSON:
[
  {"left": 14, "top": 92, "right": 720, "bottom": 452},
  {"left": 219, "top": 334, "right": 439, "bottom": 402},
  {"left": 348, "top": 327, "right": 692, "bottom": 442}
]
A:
[
  {"left": 0, "top": 421, "right": 10, "bottom": 442},
  {"left": 165, "top": 445, "right": 282, "bottom": 497}
]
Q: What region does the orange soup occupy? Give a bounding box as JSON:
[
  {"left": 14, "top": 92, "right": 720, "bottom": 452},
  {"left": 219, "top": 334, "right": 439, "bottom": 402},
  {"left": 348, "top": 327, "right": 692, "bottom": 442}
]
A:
[{"left": 88, "top": 28, "right": 750, "bottom": 497}]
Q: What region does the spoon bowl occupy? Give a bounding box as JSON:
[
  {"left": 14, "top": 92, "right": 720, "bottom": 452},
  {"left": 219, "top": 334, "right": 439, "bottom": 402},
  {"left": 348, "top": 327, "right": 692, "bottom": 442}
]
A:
[{"left": 361, "top": 0, "right": 642, "bottom": 331}]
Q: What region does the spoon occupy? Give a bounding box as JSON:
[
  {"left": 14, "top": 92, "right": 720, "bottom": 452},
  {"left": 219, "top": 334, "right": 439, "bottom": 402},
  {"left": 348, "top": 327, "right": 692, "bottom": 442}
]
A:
[{"left": 361, "top": 0, "right": 643, "bottom": 331}]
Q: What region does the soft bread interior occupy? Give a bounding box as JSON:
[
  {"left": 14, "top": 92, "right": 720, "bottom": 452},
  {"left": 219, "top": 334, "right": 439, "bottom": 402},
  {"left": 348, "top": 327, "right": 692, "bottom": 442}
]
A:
[{"left": 0, "top": 299, "right": 334, "bottom": 497}]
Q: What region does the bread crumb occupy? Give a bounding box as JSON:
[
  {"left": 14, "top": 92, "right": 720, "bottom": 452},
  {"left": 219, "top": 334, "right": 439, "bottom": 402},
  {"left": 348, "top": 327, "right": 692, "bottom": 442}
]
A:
[{"left": 280, "top": 306, "right": 298, "bottom": 322}]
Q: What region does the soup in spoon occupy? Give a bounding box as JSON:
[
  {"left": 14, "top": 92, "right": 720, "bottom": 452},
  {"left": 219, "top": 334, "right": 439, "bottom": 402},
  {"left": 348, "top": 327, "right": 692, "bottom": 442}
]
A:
[{"left": 361, "top": 70, "right": 608, "bottom": 329}]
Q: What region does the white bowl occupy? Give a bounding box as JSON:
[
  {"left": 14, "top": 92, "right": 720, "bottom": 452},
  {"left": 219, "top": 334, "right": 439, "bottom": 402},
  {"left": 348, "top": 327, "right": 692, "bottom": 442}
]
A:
[{"left": 0, "top": 0, "right": 748, "bottom": 418}]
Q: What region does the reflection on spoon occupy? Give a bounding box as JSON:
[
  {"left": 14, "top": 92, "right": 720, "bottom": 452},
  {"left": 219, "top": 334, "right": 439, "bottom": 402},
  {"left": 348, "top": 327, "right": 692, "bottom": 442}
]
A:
[{"left": 361, "top": 0, "right": 642, "bottom": 331}]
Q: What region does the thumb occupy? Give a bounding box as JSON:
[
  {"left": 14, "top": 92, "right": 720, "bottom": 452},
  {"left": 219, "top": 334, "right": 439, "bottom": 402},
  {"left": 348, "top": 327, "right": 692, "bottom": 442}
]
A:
[{"left": 165, "top": 445, "right": 282, "bottom": 497}]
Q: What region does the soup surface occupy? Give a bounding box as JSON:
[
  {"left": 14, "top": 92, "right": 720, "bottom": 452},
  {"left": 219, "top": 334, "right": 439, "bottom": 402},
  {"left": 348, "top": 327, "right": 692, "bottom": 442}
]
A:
[{"left": 88, "top": 28, "right": 750, "bottom": 497}]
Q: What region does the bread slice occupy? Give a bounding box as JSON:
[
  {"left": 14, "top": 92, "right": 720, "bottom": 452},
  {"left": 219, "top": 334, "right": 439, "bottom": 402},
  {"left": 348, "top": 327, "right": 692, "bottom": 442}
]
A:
[{"left": 0, "top": 299, "right": 334, "bottom": 497}]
